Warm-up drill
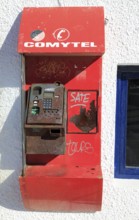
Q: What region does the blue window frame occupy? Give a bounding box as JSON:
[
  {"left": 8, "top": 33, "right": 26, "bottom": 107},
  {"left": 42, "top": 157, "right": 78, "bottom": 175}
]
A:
[{"left": 115, "top": 65, "right": 139, "bottom": 179}]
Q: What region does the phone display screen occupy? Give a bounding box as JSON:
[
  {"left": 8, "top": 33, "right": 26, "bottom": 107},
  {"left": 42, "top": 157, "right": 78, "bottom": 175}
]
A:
[{"left": 43, "top": 92, "right": 54, "bottom": 99}]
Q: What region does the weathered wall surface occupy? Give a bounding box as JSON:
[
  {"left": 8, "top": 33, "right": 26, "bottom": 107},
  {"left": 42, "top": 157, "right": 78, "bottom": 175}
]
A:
[{"left": 0, "top": 1, "right": 139, "bottom": 220}]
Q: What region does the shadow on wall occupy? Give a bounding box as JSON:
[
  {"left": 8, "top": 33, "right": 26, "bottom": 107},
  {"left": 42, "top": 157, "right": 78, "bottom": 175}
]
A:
[
  {"left": 0, "top": 13, "right": 21, "bottom": 88},
  {"left": 0, "top": 14, "right": 25, "bottom": 210}
]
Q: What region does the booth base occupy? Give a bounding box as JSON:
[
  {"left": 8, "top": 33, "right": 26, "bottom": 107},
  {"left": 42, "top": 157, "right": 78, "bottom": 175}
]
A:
[{"left": 19, "top": 165, "right": 102, "bottom": 212}]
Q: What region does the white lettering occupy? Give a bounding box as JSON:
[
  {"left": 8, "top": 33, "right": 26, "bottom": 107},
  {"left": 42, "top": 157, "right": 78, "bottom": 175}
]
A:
[
  {"left": 70, "top": 92, "right": 90, "bottom": 103},
  {"left": 71, "top": 42, "right": 80, "bottom": 47},
  {"left": 61, "top": 42, "right": 70, "bottom": 47},
  {"left": 35, "top": 42, "right": 45, "bottom": 47},
  {"left": 24, "top": 42, "right": 34, "bottom": 47},
  {"left": 70, "top": 92, "right": 90, "bottom": 108},
  {"left": 81, "top": 42, "right": 90, "bottom": 47},
  {"left": 70, "top": 92, "right": 76, "bottom": 102},
  {"left": 24, "top": 41, "right": 97, "bottom": 48},
  {"left": 45, "top": 42, "right": 59, "bottom": 47},
  {"left": 90, "top": 42, "right": 97, "bottom": 48},
  {"left": 67, "top": 140, "right": 94, "bottom": 156}
]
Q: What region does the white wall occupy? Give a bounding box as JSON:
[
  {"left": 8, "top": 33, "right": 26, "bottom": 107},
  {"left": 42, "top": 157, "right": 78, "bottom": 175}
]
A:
[{"left": 0, "top": 0, "right": 139, "bottom": 220}]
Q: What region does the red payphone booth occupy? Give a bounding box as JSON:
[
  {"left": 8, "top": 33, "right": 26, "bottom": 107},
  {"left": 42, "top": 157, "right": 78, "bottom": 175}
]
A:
[{"left": 18, "top": 7, "right": 105, "bottom": 212}]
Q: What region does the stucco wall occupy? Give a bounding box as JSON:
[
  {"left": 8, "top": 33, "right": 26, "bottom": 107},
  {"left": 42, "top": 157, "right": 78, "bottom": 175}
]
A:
[{"left": 0, "top": 0, "right": 139, "bottom": 220}]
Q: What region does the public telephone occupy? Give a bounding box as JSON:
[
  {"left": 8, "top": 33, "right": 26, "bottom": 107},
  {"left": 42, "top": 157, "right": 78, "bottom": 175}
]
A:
[
  {"left": 25, "top": 83, "right": 66, "bottom": 155},
  {"left": 19, "top": 7, "right": 105, "bottom": 212}
]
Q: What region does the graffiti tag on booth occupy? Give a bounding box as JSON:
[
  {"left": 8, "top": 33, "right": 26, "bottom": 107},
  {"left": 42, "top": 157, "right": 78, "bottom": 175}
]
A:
[{"left": 67, "top": 90, "right": 98, "bottom": 134}]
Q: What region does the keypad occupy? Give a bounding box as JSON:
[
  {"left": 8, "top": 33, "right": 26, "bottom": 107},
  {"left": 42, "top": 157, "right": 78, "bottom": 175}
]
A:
[{"left": 43, "top": 98, "right": 52, "bottom": 109}]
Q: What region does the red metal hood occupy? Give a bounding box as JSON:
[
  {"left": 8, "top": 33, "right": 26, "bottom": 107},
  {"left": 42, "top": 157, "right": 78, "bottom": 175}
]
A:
[{"left": 18, "top": 7, "right": 105, "bottom": 55}]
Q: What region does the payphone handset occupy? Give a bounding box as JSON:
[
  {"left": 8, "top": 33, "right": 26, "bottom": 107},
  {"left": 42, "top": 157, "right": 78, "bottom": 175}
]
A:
[{"left": 26, "top": 83, "right": 65, "bottom": 125}]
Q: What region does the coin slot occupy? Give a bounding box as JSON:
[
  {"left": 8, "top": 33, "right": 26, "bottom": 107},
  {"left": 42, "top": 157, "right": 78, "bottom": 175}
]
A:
[{"left": 51, "top": 129, "right": 60, "bottom": 134}]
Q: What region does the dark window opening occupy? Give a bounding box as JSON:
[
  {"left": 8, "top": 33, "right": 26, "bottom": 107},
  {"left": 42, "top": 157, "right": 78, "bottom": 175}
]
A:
[
  {"left": 126, "top": 80, "right": 139, "bottom": 167},
  {"left": 115, "top": 65, "right": 139, "bottom": 179}
]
